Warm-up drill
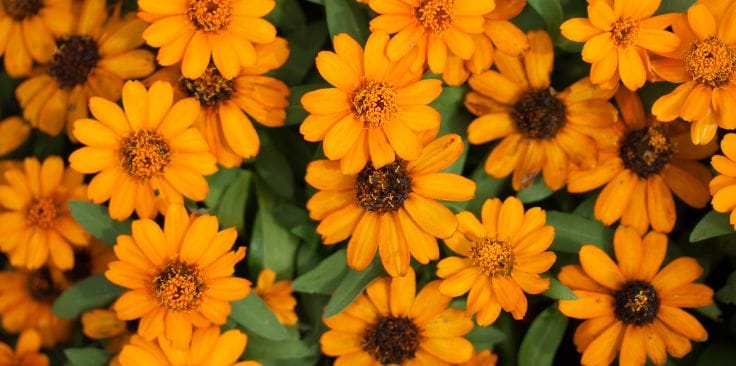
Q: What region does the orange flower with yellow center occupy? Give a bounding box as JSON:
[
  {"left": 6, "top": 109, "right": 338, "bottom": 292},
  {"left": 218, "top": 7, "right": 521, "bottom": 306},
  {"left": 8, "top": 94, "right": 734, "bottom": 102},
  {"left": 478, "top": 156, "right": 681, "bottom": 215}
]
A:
[
  {"left": 300, "top": 32, "right": 443, "bottom": 174},
  {"left": 255, "top": 268, "right": 298, "bottom": 326},
  {"left": 708, "top": 133, "right": 736, "bottom": 228},
  {"left": 0, "top": 330, "right": 49, "bottom": 365},
  {"left": 560, "top": 0, "right": 680, "bottom": 90},
  {"left": 139, "top": 0, "right": 277, "bottom": 79},
  {"left": 0, "top": 156, "right": 89, "bottom": 270},
  {"left": 69, "top": 80, "right": 217, "bottom": 221},
  {"left": 464, "top": 30, "right": 618, "bottom": 191},
  {"left": 559, "top": 226, "right": 713, "bottom": 365},
  {"left": 105, "top": 205, "right": 251, "bottom": 349},
  {"left": 651, "top": 1, "right": 736, "bottom": 144}
]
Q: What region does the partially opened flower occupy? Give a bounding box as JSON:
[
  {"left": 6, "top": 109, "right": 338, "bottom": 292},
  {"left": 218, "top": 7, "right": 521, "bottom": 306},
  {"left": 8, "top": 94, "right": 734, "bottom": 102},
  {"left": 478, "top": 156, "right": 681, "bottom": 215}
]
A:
[
  {"left": 69, "top": 80, "right": 217, "bottom": 220},
  {"left": 0, "top": 329, "right": 49, "bottom": 366},
  {"left": 305, "top": 134, "right": 475, "bottom": 277},
  {"left": 321, "top": 269, "right": 474, "bottom": 365},
  {"left": 0, "top": 117, "right": 31, "bottom": 156},
  {"left": 709, "top": 134, "right": 736, "bottom": 228},
  {"left": 255, "top": 268, "right": 298, "bottom": 326},
  {"left": 105, "top": 204, "right": 251, "bottom": 348},
  {"left": 559, "top": 226, "right": 713, "bottom": 365}
]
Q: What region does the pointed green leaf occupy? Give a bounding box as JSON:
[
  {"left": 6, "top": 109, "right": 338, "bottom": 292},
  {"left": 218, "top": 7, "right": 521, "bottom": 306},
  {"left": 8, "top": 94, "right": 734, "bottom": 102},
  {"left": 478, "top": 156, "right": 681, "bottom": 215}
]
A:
[
  {"left": 52, "top": 274, "right": 124, "bottom": 319},
  {"left": 230, "top": 293, "right": 289, "bottom": 341},
  {"left": 67, "top": 201, "right": 131, "bottom": 245}
]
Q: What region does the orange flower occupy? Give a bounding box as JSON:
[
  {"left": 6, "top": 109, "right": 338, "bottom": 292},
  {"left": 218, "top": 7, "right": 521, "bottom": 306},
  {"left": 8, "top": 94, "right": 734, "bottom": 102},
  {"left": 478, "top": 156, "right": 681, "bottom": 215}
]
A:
[
  {"left": 459, "top": 350, "right": 498, "bottom": 366},
  {"left": 0, "top": 117, "right": 31, "bottom": 156},
  {"left": 255, "top": 268, "right": 298, "bottom": 326},
  {"left": 0, "top": 330, "right": 49, "bottom": 366},
  {"left": 709, "top": 134, "right": 736, "bottom": 228}
]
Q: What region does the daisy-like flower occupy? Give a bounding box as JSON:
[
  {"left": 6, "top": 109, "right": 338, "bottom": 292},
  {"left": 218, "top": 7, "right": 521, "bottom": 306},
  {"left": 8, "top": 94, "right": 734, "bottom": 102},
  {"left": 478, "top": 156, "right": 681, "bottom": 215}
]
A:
[
  {"left": 459, "top": 350, "right": 498, "bottom": 366},
  {"left": 708, "top": 134, "right": 736, "bottom": 228},
  {"left": 0, "top": 156, "right": 89, "bottom": 270},
  {"left": 139, "top": 0, "right": 277, "bottom": 79},
  {"left": 437, "top": 197, "right": 555, "bottom": 325},
  {"left": 0, "top": 329, "right": 48, "bottom": 365},
  {"left": 105, "top": 204, "right": 251, "bottom": 348},
  {"left": 255, "top": 268, "right": 298, "bottom": 326},
  {"left": 52, "top": 239, "right": 116, "bottom": 289},
  {"left": 464, "top": 30, "right": 618, "bottom": 191},
  {"left": 300, "top": 32, "right": 443, "bottom": 174},
  {"left": 651, "top": 1, "right": 736, "bottom": 144},
  {"left": 559, "top": 226, "right": 713, "bottom": 365},
  {"left": 0, "top": 0, "right": 72, "bottom": 77},
  {"left": 305, "top": 134, "right": 476, "bottom": 277},
  {"left": 321, "top": 268, "right": 474, "bottom": 365},
  {"left": 560, "top": 0, "right": 680, "bottom": 90},
  {"left": 69, "top": 80, "right": 217, "bottom": 221},
  {"left": 568, "top": 88, "right": 716, "bottom": 234},
  {"left": 16, "top": 0, "right": 156, "bottom": 136},
  {"left": 367, "top": 0, "right": 495, "bottom": 76},
  {"left": 0, "top": 117, "right": 31, "bottom": 156},
  {"left": 117, "top": 327, "right": 259, "bottom": 366},
  {"left": 145, "top": 37, "right": 290, "bottom": 167}
]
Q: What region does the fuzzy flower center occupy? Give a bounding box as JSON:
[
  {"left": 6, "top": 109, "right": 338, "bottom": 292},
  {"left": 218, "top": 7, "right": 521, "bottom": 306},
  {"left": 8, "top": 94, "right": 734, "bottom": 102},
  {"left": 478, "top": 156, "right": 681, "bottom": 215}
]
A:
[
  {"left": 610, "top": 17, "right": 639, "bottom": 46},
  {"left": 48, "top": 35, "right": 100, "bottom": 89},
  {"left": 64, "top": 249, "right": 92, "bottom": 282},
  {"left": 28, "top": 268, "right": 60, "bottom": 302},
  {"left": 620, "top": 126, "right": 674, "bottom": 178},
  {"left": 351, "top": 81, "right": 398, "bottom": 129},
  {"left": 686, "top": 36, "right": 736, "bottom": 88},
  {"left": 415, "top": 0, "right": 455, "bottom": 34},
  {"left": 153, "top": 259, "right": 206, "bottom": 312},
  {"left": 513, "top": 89, "right": 566, "bottom": 139},
  {"left": 614, "top": 280, "right": 659, "bottom": 325},
  {"left": 181, "top": 63, "right": 235, "bottom": 107},
  {"left": 355, "top": 161, "right": 412, "bottom": 213},
  {"left": 362, "top": 316, "right": 420, "bottom": 364},
  {"left": 470, "top": 237, "right": 515, "bottom": 277},
  {"left": 1, "top": 0, "right": 42, "bottom": 20},
  {"left": 120, "top": 130, "right": 172, "bottom": 181},
  {"left": 187, "top": 0, "right": 232, "bottom": 32},
  {"left": 27, "top": 197, "right": 60, "bottom": 229}
]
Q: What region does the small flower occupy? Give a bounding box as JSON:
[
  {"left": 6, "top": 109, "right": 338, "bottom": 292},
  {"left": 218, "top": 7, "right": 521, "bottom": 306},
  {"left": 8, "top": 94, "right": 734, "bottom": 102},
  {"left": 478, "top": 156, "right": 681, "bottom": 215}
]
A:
[
  {"left": 255, "top": 268, "right": 297, "bottom": 326},
  {"left": 0, "top": 329, "right": 49, "bottom": 365},
  {"left": 708, "top": 133, "right": 736, "bottom": 228}
]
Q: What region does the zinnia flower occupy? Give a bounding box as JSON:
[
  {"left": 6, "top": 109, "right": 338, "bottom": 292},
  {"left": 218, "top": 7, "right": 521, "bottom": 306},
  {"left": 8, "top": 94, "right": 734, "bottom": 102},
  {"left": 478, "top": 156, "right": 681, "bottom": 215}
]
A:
[
  {"left": 437, "top": 197, "right": 556, "bottom": 325},
  {"left": 300, "top": 32, "right": 443, "bottom": 174},
  {"left": 82, "top": 308, "right": 127, "bottom": 341},
  {"left": 0, "top": 329, "right": 48, "bottom": 365},
  {"left": 69, "top": 80, "right": 217, "bottom": 221},
  {"left": 305, "top": 134, "right": 476, "bottom": 277},
  {"left": 0, "top": 117, "right": 31, "bottom": 156},
  {"left": 105, "top": 204, "right": 251, "bottom": 348},
  {"left": 460, "top": 350, "right": 498, "bottom": 366},
  {"left": 568, "top": 88, "right": 716, "bottom": 234},
  {"left": 560, "top": 0, "right": 680, "bottom": 90},
  {"left": 255, "top": 268, "right": 298, "bottom": 326},
  {"left": 0, "top": 156, "right": 89, "bottom": 270},
  {"left": 16, "top": 0, "right": 156, "bottom": 136},
  {"left": 559, "top": 226, "right": 713, "bottom": 365},
  {"left": 464, "top": 30, "right": 618, "bottom": 191},
  {"left": 708, "top": 133, "right": 736, "bottom": 228},
  {"left": 651, "top": 1, "right": 736, "bottom": 144},
  {"left": 139, "top": 0, "right": 277, "bottom": 79},
  {"left": 0, "top": 0, "right": 72, "bottom": 77},
  {"left": 321, "top": 268, "right": 474, "bottom": 365},
  {"left": 52, "top": 239, "right": 116, "bottom": 288}
]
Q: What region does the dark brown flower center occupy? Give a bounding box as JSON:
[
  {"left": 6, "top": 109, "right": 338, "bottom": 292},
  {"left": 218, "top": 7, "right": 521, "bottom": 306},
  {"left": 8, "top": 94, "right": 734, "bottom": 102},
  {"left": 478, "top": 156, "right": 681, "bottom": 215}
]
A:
[
  {"left": 187, "top": 0, "right": 232, "bottom": 32},
  {"left": 614, "top": 280, "right": 659, "bottom": 325},
  {"left": 512, "top": 89, "right": 566, "bottom": 139},
  {"left": 619, "top": 126, "right": 674, "bottom": 178},
  {"left": 48, "top": 35, "right": 100, "bottom": 89},
  {"left": 27, "top": 197, "right": 61, "bottom": 229},
  {"left": 355, "top": 161, "right": 412, "bottom": 213},
  {"left": 351, "top": 81, "right": 398, "bottom": 129},
  {"left": 180, "top": 63, "right": 235, "bottom": 107},
  {"left": 362, "top": 316, "right": 420, "bottom": 365},
  {"left": 610, "top": 17, "right": 639, "bottom": 46},
  {"left": 120, "top": 130, "right": 171, "bottom": 181},
  {"left": 153, "top": 259, "right": 206, "bottom": 312},
  {"left": 28, "top": 268, "right": 60, "bottom": 302},
  {"left": 2, "top": 0, "right": 42, "bottom": 20},
  {"left": 470, "top": 237, "right": 515, "bottom": 277},
  {"left": 64, "top": 249, "right": 92, "bottom": 282},
  {"left": 686, "top": 36, "right": 736, "bottom": 88},
  {"left": 415, "top": 0, "right": 454, "bottom": 34}
]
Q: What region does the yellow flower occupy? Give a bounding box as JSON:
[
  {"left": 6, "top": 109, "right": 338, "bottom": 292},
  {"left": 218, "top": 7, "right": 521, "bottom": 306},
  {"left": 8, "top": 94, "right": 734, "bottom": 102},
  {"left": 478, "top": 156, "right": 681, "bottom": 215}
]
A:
[
  {"left": 708, "top": 134, "right": 736, "bottom": 227},
  {"left": 0, "top": 329, "right": 49, "bottom": 366},
  {"left": 255, "top": 268, "right": 298, "bottom": 326},
  {"left": 82, "top": 308, "right": 127, "bottom": 341},
  {"left": 0, "top": 117, "right": 31, "bottom": 156}
]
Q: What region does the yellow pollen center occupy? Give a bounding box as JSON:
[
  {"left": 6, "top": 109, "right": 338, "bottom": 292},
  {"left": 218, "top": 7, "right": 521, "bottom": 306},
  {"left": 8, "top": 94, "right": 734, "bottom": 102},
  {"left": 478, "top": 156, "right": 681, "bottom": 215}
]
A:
[
  {"left": 153, "top": 259, "right": 206, "bottom": 312},
  {"left": 469, "top": 237, "right": 515, "bottom": 277},
  {"left": 120, "top": 130, "right": 171, "bottom": 181},
  {"left": 415, "top": 0, "right": 455, "bottom": 34},
  {"left": 686, "top": 36, "right": 736, "bottom": 88},
  {"left": 27, "top": 197, "right": 60, "bottom": 229},
  {"left": 626, "top": 290, "right": 651, "bottom": 313},
  {"left": 187, "top": 0, "right": 232, "bottom": 32},
  {"left": 610, "top": 17, "right": 639, "bottom": 46},
  {"left": 351, "top": 80, "right": 398, "bottom": 129}
]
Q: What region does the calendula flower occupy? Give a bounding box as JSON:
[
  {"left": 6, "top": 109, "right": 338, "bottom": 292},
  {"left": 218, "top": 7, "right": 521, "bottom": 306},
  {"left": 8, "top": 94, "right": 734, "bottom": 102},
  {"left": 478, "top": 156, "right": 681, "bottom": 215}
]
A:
[
  {"left": 651, "top": 1, "right": 736, "bottom": 144},
  {"left": 16, "top": 0, "right": 155, "bottom": 136},
  {"left": 437, "top": 197, "right": 555, "bottom": 325},
  {"left": 0, "top": 156, "right": 89, "bottom": 270},
  {"left": 708, "top": 134, "right": 736, "bottom": 228},
  {"left": 465, "top": 30, "right": 618, "bottom": 191},
  {"left": 367, "top": 0, "right": 495, "bottom": 76},
  {"left": 306, "top": 134, "right": 476, "bottom": 277},
  {"left": 568, "top": 88, "right": 716, "bottom": 234},
  {"left": 69, "top": 80, "right": 217, "bottom": 221},
  {"left": 0, "top": 117, "right": 31, "bottom": 156},
  {"left": 105, "top": 204, "right": 251, "bottom": 348},
  {"left": 139, "top": 0, "right": 277, "bottom": 79},
  {"left": 145, "top": 38, "right": 290, "bottom": 167},
  {"left": 459, "top": 350, "right": 498, "bottom": 366},
  {"left": 321, "top": 268, "right": 474, "bottom": 365},
  {"left": 559, "top": 226, "right": 713, "bottom": 365},
  {"left": 255, "top": 268, "right": 298, "bottom": 326},
  {"left": 300, "top": 32, "right": 443, "bottom": 174},
  {"left": 0, "top": 0, "right": 72, "bottom": 77},
  {"left": 0, "top": 329, "right": 49, "bottom": 365},
  {"left": 560, "top": 0, "right": 680, "bottom": 90}
]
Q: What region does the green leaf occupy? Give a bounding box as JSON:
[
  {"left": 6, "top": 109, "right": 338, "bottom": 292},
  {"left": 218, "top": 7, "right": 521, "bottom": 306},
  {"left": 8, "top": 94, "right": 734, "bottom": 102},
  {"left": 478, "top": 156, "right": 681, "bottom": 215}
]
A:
[
  {"left": 433, "top": 85, "right": 472, "bottom": 175},
  {"left": 518, "top": 178, "right": 554, "bottom": 203},
  {"left": 543, "top": 277, "right": 577, "bottom": 300},
  {"left": 255, "top": 144, "right": 294, "bottom": 199},
  {"left": 466, "top": 325, "right": 507, "bottom": 350},
  {"left": 251, "top": 207, "right": 300, "bottom": 279},
  {"left": 466, "top": 165, "right": 506, "bottom": 216},
  {"left": 65, "top": 348, "right": 112, "bottom": 366},
  {"left": 547, "top": 211, "right": 614, "bottom": 254},
  {"left": 691, "top": 211, "right": 734, "bottom": 242},
  {"left": 212, "top": 170, "right": 252, "bottom": 235},
  {"left": 292, "top": 249, "right": 348, "bottom": 294},
  {"left": 204, "top": 167, "right": 240, "bottom": 208},
  {"left": 284, "top": 84, "right": 327, "bottom": 126},
  {"left": 518, "top": 305, "right": 568, "bottom": 366},
  {"left": 230, "top": 293, "right": 289, "bottom": 341},
  {"left": 243, "top": 333, "right": 320, "bottom": 360},
  {"left": 527, "top": 0, "right": 564, "bottom": 42},
  {"left": 324, "top": 0, "right": 369, "bottom": 44},
  {"left": 716, "top": 271, "right": 736, "bottom": 304},
  {"left": 67, "top": 201, "right": 131, "bottom": 245},
  {"left": 52, "top": 274, "right": 124, "bottom": 319},
  {"left": 573, "top": 193, "right": 597, "bottom": 219},
  {"left": 324, "top": 257, "right": 385, "bottom": 318},
  {"left": 657, "top": 0, "right": 697, "bottom": 14}
]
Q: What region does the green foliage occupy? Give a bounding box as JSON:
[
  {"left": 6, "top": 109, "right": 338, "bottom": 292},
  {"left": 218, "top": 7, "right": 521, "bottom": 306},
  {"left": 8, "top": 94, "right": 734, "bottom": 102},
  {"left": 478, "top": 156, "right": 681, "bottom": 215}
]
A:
[
  {"left": 518, "top": 306, "right": 569, "bottom": 366},
  {"left": 52, "top": 274, "right": 124, "bottom": 319},
  {"left": 324, "top": 257, "right": 385, "bottom": 318},
  {"left": 547, "top": 210, "right": 614, "bottom": 254},
  {"left": 67, "top": 201, "right": 131, "bottom": 245},
  {"left": 691, "top": 211, "right": 734, "bottom": 242},
  {"left": 230, "top": 293, "right": 289, "bottom": 341},
  {"left": 292, "top": 249, "right": 348, "bottom": 294},
  {"left": 65, "top": 348, "right": 112, "bottom": 366}
]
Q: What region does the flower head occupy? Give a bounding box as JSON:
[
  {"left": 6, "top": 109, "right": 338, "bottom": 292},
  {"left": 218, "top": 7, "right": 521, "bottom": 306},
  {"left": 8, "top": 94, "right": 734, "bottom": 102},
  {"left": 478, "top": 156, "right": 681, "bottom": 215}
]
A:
[
  {"left": 255, "top": 268, "right": 297, "bottom": 326},
  {"left": 459, "top": 349, "right": 498, "bottom": 366},
  {"left": 0, "top": 329, "right": 49, "bottom": 365},
  {"left": 708, "top": 133, "right": 736, "bottom": 227}
]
